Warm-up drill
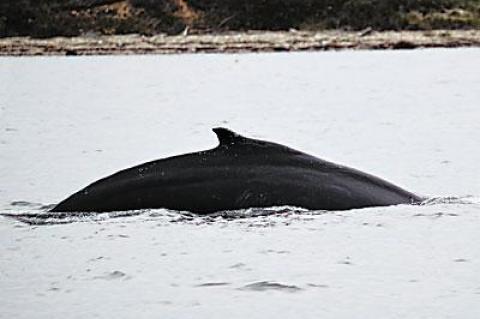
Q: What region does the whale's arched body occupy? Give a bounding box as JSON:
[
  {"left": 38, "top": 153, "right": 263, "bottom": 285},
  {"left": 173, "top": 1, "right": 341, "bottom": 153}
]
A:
[{"left": 51, "top": 128, "right": 421, "bottom": 213}]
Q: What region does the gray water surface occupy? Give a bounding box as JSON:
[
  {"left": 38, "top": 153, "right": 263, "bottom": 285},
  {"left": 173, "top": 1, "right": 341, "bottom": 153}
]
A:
[{"left": 1, "top": 49, "right": 479, "bottom": 318}]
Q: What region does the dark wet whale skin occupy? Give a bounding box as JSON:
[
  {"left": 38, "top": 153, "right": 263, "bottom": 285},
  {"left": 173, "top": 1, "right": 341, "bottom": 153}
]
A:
[{"left": 51, "top": 128, "right": 421, "bottom": 213}]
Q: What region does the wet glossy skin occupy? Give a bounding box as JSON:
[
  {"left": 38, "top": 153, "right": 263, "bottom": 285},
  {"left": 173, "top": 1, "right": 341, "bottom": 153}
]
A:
[{"left": 51, "top": 128, "right": 421, "bottom": 213}]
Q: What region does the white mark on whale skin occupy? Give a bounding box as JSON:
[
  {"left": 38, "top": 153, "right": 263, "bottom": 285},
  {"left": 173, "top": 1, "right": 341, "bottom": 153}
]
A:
[{"left": 240, "top": 281, "right": 302, "bottom": 292}]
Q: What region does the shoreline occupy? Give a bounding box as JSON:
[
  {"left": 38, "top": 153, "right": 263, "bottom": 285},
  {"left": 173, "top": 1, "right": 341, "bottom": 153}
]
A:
[{"left": 1, "top": 30, "right": 479, "bottom": 56}]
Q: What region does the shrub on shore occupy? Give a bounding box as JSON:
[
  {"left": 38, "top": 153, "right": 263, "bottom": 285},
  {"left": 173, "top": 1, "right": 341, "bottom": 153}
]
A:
[
  {"left": 0, "top": 0, "right": 478, "bottom": 37},
  {"left": 189, "top": 0, "right": 480, "bottom": 30}
]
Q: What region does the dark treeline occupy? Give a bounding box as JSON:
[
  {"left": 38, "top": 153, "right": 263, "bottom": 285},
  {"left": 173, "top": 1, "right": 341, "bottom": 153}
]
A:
[{"left": 1, "top": 0, "right": 479, "bottom": 37}]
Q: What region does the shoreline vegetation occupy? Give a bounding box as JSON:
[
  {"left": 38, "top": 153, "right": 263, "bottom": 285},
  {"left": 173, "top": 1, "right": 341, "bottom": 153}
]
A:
[{"left": 1, "top": 0, "right": 479, "bottom": 55}]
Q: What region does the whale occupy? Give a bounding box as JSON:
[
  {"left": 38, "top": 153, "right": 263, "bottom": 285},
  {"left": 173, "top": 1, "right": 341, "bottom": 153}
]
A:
[{"left": 51, "top": 128, "right": 421, "bottom": 213}]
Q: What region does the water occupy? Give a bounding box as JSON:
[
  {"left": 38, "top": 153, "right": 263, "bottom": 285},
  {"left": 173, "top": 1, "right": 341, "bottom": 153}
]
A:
[{"left": 1, "top": 49, "right": 480, "bottom": 318}]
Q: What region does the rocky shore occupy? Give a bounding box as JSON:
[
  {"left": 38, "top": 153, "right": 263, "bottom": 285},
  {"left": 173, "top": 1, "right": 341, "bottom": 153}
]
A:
[{"left": 1, "top": 30, "right": 479, "bottom": 56}]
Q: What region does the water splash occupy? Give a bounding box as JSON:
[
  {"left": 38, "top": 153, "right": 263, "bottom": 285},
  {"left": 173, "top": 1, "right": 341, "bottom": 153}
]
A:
[
  {"left": 2, "top": 196, "right": 477, "bottom": 226},
  {"left": 1, "top": 209, "right": 148, "bottom": 225},
  {"left": 419, "top": 195, "right": 479, "bottom": 206},
  {"left": 1, "top": 205, "right": 315, "bottom": 226}
]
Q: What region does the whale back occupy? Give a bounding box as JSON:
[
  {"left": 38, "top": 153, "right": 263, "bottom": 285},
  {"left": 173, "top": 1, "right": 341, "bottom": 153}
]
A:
[{"left": 51, "top": 128, "right": 421, "bottom": 213}]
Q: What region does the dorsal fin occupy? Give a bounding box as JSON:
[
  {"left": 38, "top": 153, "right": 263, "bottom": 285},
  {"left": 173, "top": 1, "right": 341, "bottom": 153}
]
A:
[
  {"left": 213, "top": 127, "right": 246, "bottom": 146},
  {"left": 212, "top": 127, "right": 302, "bottom": 155}
]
